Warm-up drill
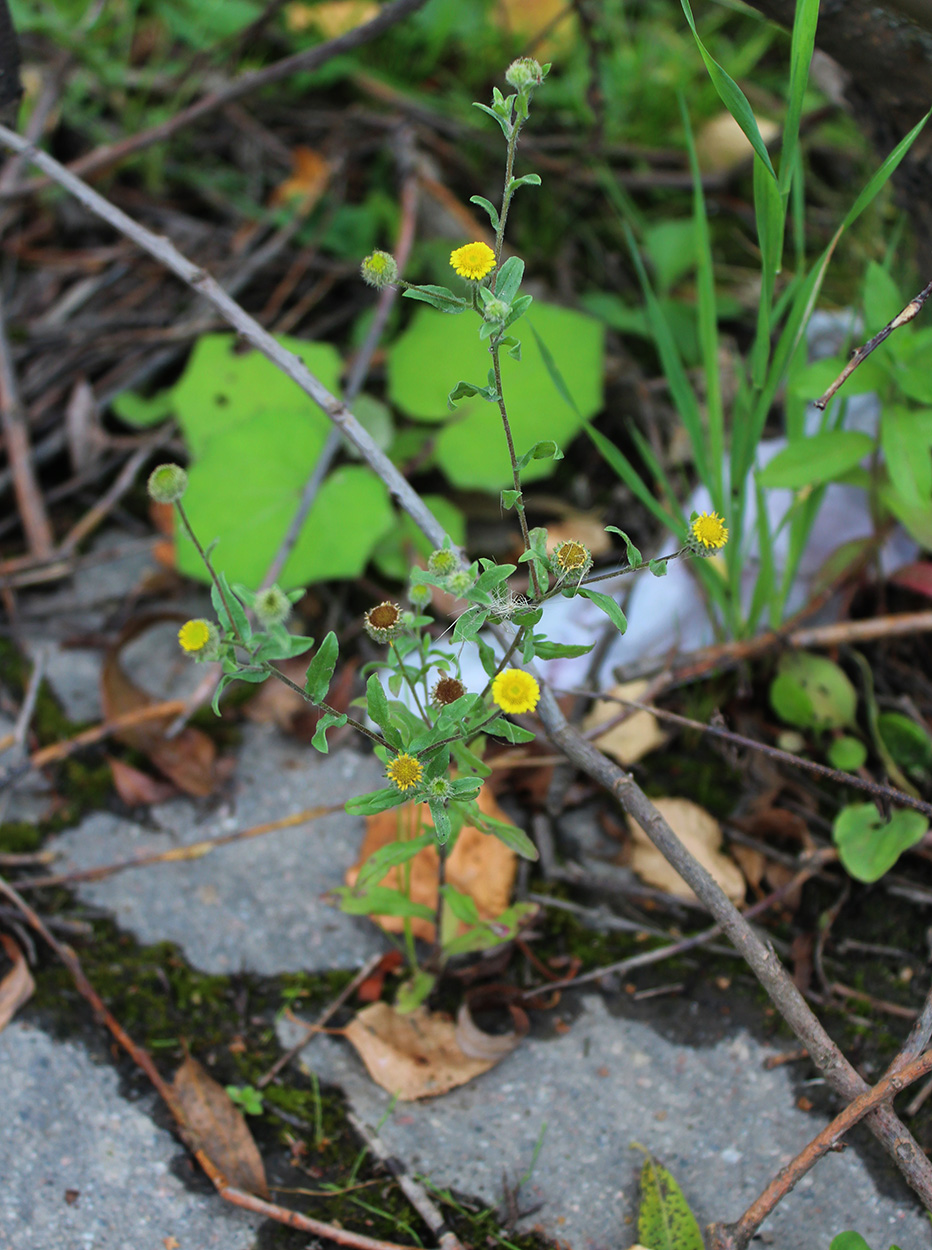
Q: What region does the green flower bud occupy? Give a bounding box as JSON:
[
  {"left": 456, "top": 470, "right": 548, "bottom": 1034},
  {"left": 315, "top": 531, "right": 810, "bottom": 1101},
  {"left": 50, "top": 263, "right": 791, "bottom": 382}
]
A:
[
  {"left": 409, "top": 583, "right": 432, "bottom": 607},
  {"left": 446, "top": 570, "right": 474, "bottom": 599},
  {"left": 361, "top": 250, "right": 399, "bottom": 289},
  {"left": 147, "top": 463, "right": 187, "bottom": 504},
  {"left": 505, "top": 58, "right": 543, "bottom": 91},
  {"left": 254, "top": 585, "right": 291, "bottom": 628},
  {"left": 425, "top": 777, "right": 454, "bottom": 803},
  {"left": 428, "top": 548, "right": 458, "bottom": 576},
  {"left": 482, "top": 298, "right": 510, "bottom": 323}
]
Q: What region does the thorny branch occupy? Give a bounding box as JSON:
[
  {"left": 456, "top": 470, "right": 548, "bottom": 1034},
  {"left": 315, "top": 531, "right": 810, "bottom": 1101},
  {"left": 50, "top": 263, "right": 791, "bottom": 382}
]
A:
[{"left": 3, "top": 125, "right": 932, "bottom": 1215}]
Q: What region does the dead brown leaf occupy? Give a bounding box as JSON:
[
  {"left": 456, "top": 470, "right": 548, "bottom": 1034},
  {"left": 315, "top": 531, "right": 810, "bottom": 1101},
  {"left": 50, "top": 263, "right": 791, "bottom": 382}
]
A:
[
  {"left": 346, "top": 787, "right": 517, "bottom": 941},
  {"left": 284, "top": 0, "right": 378, "bottom": 35},
  {"left": 344, "top": 1001, "right": 511, "bottom": 1099},
  {"left": 171, "top": 1054, "right": 268, "bottom": 1198},
  {"left": 101, "top": 617, "right": 218, "bottom": 797},
  {"left": 107, "top": 755, "right": 178, "bottom": 806},
  {"left": 0, "top": 934, "right": 35, "bottom": 1035},
  {"left": 583, "top": 680, "right": 667, "bottom": 766},
  {"left": 627, "top": 797, "right": 745, "bottom": 905}
]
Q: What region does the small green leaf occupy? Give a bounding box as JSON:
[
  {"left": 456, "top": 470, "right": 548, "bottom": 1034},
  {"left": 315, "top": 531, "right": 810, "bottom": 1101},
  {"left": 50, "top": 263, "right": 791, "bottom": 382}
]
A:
[
  {"left": 533, "top": 639, "right": 595, "bottom": 660},
  {"left": 829, "top": 1234, "right": 873, "bottom": 1250},
  {"left": 468, "top": 805, "right": 538, "bottom": 860},
  {"left": 501, "top": 489, "right": 522, "bottom": 509},
  {"left": 452, "top": 606, "right": 490, "bottom": 643},
  {"left": 770, "top": 652, "right": 857, "bottom": 730},
  {"left": 484, "top": 717, "right": 536, "bottom": 744},
  {"left": 311, "top": 710, "right": 347, "bottom": 754},
  {"left": 356, "top": 833, "right": 434, "bottom": 888},
  {"left": 636, "top": 1151, "right": 704, "bottom": 1250},
  {"left": 305, "top": 631, "right": 338, "bottom": 703},
  {"left": 429, "top": 800, "right": 452, "bottom": 845},
  {"left": 345, "top": 787, "right": 409, "bottom": 816},
  {"left": 827, "top": 735, "right": 867, "bottom": 772},
  {"left": 402, "top": 285, "right": 466, "bottom": 313},
  {"left": 833, "top": 804, "right": 928, "bottom": 883},
  {"left": 448, "top": 379, "right": 497, "bottom": 409},
  {"left": 496, "top": 256, "right": 525, "bottom": 304},
  {"left": 577, "top": 586, "right": 627, "bottom": 633},
  {"left": 507, "top": 172, "right": 541, "bottom": 193},
  {"left": 605, "top": 525, "right": 642, "bottom": 567},
  {"left": 649, "top": 558, "right": 669, "bottom": 577},
  {"left": 335, "top": 884, "right": 435, "bottom": 921},
  {"left": 469, "top": 195, "right": 500, "bottom": 231},
  {"left": 515, "top": 439, "right": 564, "bottom": 471},
  {"left": 441, "top": 885, "right": 481, "bottom": 925}
]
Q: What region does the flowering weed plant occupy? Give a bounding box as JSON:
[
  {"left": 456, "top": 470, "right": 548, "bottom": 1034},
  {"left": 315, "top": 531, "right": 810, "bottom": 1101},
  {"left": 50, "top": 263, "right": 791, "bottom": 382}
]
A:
[{"left": 159, "top": 60, "right": 730, "bottom": 1012}]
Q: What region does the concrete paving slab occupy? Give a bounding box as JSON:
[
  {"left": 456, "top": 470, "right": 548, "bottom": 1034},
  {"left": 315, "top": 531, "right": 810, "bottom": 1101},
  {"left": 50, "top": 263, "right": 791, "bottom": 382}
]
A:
[
  {"left": 280, "top": 995, "right": 930, "bottom": 1250},
  {"left": 0, "top": 1020, "right": 261, "bottom": 1250},
  {"left": 47, "top": 724, "right": 389, "bottom": 973}
]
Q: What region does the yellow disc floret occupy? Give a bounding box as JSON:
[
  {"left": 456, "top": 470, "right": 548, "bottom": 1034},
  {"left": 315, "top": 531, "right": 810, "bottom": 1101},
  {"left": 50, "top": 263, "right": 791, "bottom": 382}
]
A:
[
  {"left": 491, "top": 668, "right": 540, "bottom": 715},
  {"left": 450, "top": 241, "right": 496, "bottom": 281},
  {"left": 386, "top": 753, "right": 424, "bottom": 792},
  {"left": 689, "top": 511, "right": 729, "bottom": 552},
  {"left": 178, "top": 619, "right": 211, "bottom": 654}
]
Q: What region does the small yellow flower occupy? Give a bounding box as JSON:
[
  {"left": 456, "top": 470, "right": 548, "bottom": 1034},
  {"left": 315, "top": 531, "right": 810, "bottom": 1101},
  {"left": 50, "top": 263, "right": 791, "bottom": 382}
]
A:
[
  {"left": 689, "top": 511, "right": 729, "bottom": 552},
  {"left": 178, "top": 619, "right": 211, "bottom": 654},
  {"left": 491, "top": 668, "right": 540, "bottom": 715},
  {"left": 386, "top": 753, "right": 424, "bottom": 792},
  {"left": 450, "top": 241, "right": 496, "bottom": 281}
]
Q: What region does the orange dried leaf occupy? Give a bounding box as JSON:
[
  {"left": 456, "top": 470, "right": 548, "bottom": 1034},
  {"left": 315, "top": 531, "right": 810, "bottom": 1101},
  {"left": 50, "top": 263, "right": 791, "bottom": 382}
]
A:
[
  {"left": 0, "top": 934, "right": 34, "bottom": 1036},
  {"left": 269, "top": 146, "right": 331, "bottom": 210}
]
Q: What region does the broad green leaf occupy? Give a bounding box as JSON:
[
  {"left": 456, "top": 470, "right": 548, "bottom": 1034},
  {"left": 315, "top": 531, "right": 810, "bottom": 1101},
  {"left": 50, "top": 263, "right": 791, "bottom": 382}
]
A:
[
  {"left": 496, "top": 256, "right": 525, "bottom": 304},
  {"left": 441, "top": 885, "right": 481, "bottom": 925},
  {"left": 387, "top": 303, "right": 602, "bottom": 490},
  {"left": 833, "top": 804, "right": 928, "bottom": 883},
  {"left": 304, "top": 631, "right": 339, "bottom": 703},
  {"left": 757, "top": 432, "right": 873, "bottom": 489},
  {"left": 829, "top": 1236, "right": 873, "bottom": 1250},
  {"left": 534, "top": 639, "right": 595, "bottom": 660},
  {"left": 429, "top": 800, "right": 452, "bottom": 845},
  {"left": 636, "top": 1152, "right": 704, "bottom": 1250},
  {"left": 770, "top": 652, "right": 857, "bottom": 730},
  {"left": 483, "top": 717, "right": 536, "bottom": 744}
]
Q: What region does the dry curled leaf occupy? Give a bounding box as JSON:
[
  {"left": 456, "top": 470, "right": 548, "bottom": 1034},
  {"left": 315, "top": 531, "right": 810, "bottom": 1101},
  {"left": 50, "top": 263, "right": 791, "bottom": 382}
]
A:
[
  {"left": 343, "top": 1001, "right": 513, "bottom": 1099},
  {"left": 0, "top": 934, "right": 34, "bottom": 1036},
  {"left": 583, "top": 680, "right": 666, "bottom": 766},
  {"left": 171, "top": 1054, "right": 268, "bottom": 1198},
  {"left": 269, "top": 146, "right": 331, "bottom": 211},
  {"left": 627, "top": 797, "right": 745, "bottom": 905},
  {"left": 346, "top": 786, "right": 517, "bottom": 941}
]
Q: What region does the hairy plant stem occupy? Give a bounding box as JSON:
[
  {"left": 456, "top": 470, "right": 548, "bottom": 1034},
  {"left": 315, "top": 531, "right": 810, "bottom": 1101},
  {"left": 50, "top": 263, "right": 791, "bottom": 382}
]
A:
[{"left": 489, "top": 341, "right": 540, "bottom": 598}]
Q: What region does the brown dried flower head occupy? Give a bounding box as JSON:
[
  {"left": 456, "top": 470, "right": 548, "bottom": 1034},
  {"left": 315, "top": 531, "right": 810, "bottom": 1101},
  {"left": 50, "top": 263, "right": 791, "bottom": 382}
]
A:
[
  {"left": 364, "top": 600, "right": 403, "bottom": 643},
  {"left": 432, "top": 675, "right": 466, "bottom": 706}
]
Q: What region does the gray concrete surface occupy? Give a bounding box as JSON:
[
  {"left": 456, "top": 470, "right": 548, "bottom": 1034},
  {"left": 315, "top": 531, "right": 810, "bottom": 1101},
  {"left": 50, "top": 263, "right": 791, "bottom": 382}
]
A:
[
  {"left": 280, "top": 995, "right": 929, "bottom": 1250},
  {"left": 0, "top": 1020, "right": 261, "bottom": 1250}
]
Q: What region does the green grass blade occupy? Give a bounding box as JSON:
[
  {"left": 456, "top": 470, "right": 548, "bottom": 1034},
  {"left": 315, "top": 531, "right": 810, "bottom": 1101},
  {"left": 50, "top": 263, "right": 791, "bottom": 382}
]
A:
[
  {"left": 780, "top": 0, "right": 819, "bottom": 198},
  {"left": 679, "top": 0, "right": 777, "bottom": 180},
  {"left": 622, "top": 221, "right": 710, "bottom": 486},
  {"left": 583, "top": 419, "right": 681, "bottom": 532},
  {"left": 680, "top": 94, "right": 724, "bottom": 513}
]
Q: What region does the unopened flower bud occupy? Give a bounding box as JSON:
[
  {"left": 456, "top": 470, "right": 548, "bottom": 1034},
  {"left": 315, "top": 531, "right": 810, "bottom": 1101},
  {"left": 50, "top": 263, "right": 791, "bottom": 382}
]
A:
[
  {"left": 361, "top": 250, "right": 399, "bottom": 289},
  {"left": 446, "top": 569, "right": 475, "bottom": 598},
  {"left": 505, "top": 58, "right": 543, "bottom": 91},
  {"left": 254, "top": 585, "right": 291, "bottom": 628},
  {"left": 147, "top": 463, "right": 187, "bottom": 504},
  {"left": 428, "top": 548, "right": 458, "bottom": 576},
  {"left": 482, "top": 298, "right": 510, "bottom": 323}
]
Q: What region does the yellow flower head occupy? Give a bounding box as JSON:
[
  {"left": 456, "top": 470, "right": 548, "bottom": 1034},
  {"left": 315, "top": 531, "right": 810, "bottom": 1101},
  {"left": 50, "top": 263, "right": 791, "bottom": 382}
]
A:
[
  {"left": 386, "top": 753, "right": 424, "bottom": 792},
  {"left": 491, "top": 668, "right": 540, "bottom": 715},
  {"left": 553, "top": 539, "right": 592, "bottom": 578},
  {"left": 450, "top": 241, "right": 496, "bottom": 282},
  {"left": 689, "top": 511, "right": 729, "bottom": 553},
  {"left": 178, "top": 619, "right": 211, "bottom": 654}
]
